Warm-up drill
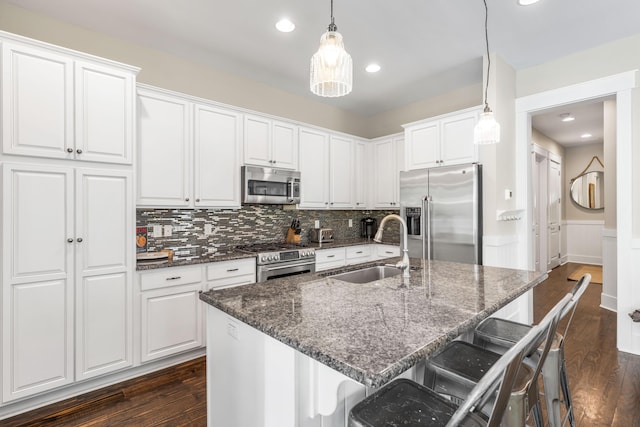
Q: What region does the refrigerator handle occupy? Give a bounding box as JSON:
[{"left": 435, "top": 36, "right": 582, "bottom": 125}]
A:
[{"left": 423, "top": 196, "right": 431, "bottom": 260}]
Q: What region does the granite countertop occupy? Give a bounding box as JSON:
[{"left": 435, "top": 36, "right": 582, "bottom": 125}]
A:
[
  {"left": 199, "top": 258, "right": 547, "bottom": 387},
  {"left": 136, "top": 238, "right": 394, "bottom": 271}
]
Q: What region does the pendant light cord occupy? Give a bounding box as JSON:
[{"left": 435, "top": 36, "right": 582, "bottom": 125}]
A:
[
  {"left": 483, "top": 0, "right": 491, "bottom": 111},
  {"left": 328, "top": 0, "right": 337, "bottom": 31}
]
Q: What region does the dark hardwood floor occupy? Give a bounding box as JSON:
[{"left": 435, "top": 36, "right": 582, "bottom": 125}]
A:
[{"left": 4, "top": 262, "right": 639, "bottom": 426}]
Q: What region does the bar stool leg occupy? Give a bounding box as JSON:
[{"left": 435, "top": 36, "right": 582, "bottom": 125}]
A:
[
  {"left": 560, "top": 359, "right": 576, "bottom": 427},
  {"left": 541, "top": 348, "right": 562, "bottom": 427}
]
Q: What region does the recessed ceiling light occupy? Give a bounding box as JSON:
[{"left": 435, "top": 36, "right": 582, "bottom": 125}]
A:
[
  {"left": 275, "top": 19, "right": 295, "bottom": 33},
  {"left": 365, "top": 64, "right": 381, "bottom": 73},
  {"left": 518, "top": 0, "right": 540, "bottom": 5},
  {"left": 559, "top": 113, "right": 575, "bottom": 122},
  {"left": 581, "top": 133, "right": 593, "bottom": 138}
]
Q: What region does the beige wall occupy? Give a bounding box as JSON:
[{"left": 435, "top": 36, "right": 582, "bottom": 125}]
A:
[
  {"left": 564, "top": 143, "right": 605, "bottom": 221},
  {"left": 531, "top": 129, "right": 564, "bottom": 159}
]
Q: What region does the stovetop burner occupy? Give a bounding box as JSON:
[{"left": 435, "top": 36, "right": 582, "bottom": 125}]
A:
[{"left": 236, "top": 242, "right": 311, "bottom": 253}]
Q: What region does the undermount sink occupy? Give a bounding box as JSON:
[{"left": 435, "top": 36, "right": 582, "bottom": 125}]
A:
[{"left": 330, "top": 266, "right": 403, "bottom": 284}]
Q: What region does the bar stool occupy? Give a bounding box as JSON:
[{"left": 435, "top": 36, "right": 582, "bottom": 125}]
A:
[
  {"left": 473, "top": 274, "right": 591, "bottom": 427},
  {"left": 423, "top": 293, "right": 573, "bottom": 427},
  {"left": 348, "top": 311, "right": 556, "bottom": 427}
]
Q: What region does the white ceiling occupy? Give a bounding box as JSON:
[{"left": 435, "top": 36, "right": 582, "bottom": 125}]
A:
[{"left": 5, "top": 0, "right": 640, "bottom": 119}]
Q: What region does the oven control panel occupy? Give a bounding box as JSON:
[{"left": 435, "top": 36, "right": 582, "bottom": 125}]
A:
[{"left": 257, "top": 249, "right": 316, "bottom": 265}]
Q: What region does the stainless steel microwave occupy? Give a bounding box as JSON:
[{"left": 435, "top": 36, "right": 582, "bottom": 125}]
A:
[{"left": 241, "top": 166, "right": 300, "bottom": 205}]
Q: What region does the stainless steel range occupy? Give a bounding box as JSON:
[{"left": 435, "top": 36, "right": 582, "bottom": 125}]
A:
[{"left": 237, "top": 243, "right": 316, "bottom": 282}]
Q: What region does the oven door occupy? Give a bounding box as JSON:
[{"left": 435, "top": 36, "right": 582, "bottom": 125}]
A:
[{"left": 257, "top": 259, "right": 315, "bottom": 282}]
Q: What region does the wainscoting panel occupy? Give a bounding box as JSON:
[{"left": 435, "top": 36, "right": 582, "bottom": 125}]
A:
[
  {"left": 601, "top": 228, "right": 617, "bottom": 312},
  {"left": 565, "top": 220, "right": 604, "bottom": 265}
]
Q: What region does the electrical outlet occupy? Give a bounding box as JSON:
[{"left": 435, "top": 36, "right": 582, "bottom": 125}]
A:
[
  {"left": 163, "top": 224, "right": 172, "bottom": 237},
  {"left": 152, "top": 225, "right": 163, "bottom": 238},
  {"left": 504, "top": 189, "right": 513, "bottom": 200},
  {"left": 348, "top": 219, "right": 353, "bottom": 227},
  {"left": 314, "top": 220, "right": 320, "bottom": 228}
]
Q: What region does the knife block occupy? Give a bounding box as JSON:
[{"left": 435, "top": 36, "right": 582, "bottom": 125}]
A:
[{"left": 285, "top": 228, "right": 300, "bottom": 244}]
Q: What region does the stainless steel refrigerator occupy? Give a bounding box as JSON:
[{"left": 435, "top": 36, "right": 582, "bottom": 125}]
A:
[{"left": 400, "top": 163, "right": 482, "bottom": 264}]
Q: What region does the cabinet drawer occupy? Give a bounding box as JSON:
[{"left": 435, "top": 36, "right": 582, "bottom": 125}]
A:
[
  {"left": 139, "top": 266, "right": 202, "bottom": 291},
  {"left": 346, "top": 245, "right": 372, "bottom": 260},
  {"left": 207, "top": 258, "right": 256, "bottom": 289},
  {"left": 376, "top": 245, "right": 400, "bottom": 258},
  {"left": 315, "top": 248, "right": 346, "bottom": 272}
]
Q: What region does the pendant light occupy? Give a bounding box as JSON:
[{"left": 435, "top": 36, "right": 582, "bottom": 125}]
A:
[
  {"left": 474, "top": 0, "right": 501, "bottom": 144},
  {"left": 310, "top": 0, "right": 352, "bottom": 97}
]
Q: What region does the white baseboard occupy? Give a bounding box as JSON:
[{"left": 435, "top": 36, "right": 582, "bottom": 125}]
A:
[
  {"left": 566, "top": 254, "right": 602, "bottom": 265},
  {"left": 600, "top": 293, "right": 617, "bottom": 312}
]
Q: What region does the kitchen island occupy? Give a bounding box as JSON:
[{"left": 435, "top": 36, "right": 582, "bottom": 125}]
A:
[{"left": 199, "top": 258, "right": 547, "bottom": 427}]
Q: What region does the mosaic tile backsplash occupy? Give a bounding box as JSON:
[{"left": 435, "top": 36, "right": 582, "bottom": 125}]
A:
[{"left": 137, "top": 206, "right": 399, "bottom": 261}]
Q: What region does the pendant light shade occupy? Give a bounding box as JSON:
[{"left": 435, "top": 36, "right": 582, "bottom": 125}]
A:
[
  {"left": 474, "top": 0, "right": 500, "bottom": 144},
  {"left": 310, "top": 0, "right": 352, "bottom": 97}
]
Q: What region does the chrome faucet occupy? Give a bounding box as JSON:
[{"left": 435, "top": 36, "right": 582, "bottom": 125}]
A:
[{"left": 374, "top": 214, "right": 411, "bottom": 279}]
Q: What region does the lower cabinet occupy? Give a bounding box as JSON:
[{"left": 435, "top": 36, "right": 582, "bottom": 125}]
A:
[
  {"left": 138, "top": 266, "right": 204, "bottom": 363},
  {"left": 315, "top": 248, "right": 347, "bottom": 272},
  {"left": 316, "top": 244, "right": 401, "bottom": 272},
  {"left": 206, "top": 258, "right": 256, "bottom": 291},
  {"left": 374, "top": 244, "right": 401, "bottom": 260}
]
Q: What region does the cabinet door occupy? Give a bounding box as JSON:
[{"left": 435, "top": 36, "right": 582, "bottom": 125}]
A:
[
  {"left": 137, "top": 89, "right": 191, "bottom": 206},
  {"left": 243, "top": 114, "right": 271, "bottom": 167},
  {"left": 2, "top": 164, "right": 75, "bottom": 402},
  {"left": 372, "top": 139, "right": 399, "bottom": 208},
  {"left": 299, "top": 127, "right": 329, "bottom": 208},
  {"left": 405, "top": 121, "right": 440, "bottom": 170},
  {"left": 271, "top": 120, "right": 298, "bottom": 170},
  {"left": 75, "top": 169, "right": 132, "bottom": 380},
  {"left": 141, "top": 284, "right": 204, "bottom": 362},
  {"left": 1, "top": 42, "right": 74, "bottom": 160},
  {"left": 329, "top": 135, "right": 354, "bottom": 209},
  {"left": 440, "top": 111, "right": 478, "bottom": 166},
  {"left": 354, "top": 140, "right": 369, "bottom": 209},
  {"left": 74, "top": 61, "right": 135, "bottom": 164},
  {"left": 194, "top": 104, "right": 241, "bottom": 208}
]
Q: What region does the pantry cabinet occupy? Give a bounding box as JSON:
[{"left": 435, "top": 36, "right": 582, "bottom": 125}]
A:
[
  {"left": 1, "top": 38, "right": 137, "bottom": 164},
  {"left": 298, "top": 127, "right": 354, "bottom": 209},
  {"left": 403, "top": 107, "right": 479, "bottom": 170},
  {"left": 137, "top": 85, "right": 241, "bottom": 208},
  {"left": 243, "top": 114, "right": 298, "bottom": 170},
  {"left": 1, "top": 164, "right": 133, "bottom": 402}
]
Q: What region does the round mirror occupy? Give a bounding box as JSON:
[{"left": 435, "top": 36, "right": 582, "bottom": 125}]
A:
[{"left": 570, "top": 171, "right": 604, "bottom": 210}]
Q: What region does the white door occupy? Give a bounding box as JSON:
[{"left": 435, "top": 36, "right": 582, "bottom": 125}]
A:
[
  {"left": 75, "top": 169, "right": 133, "bottom": 380},
  {"left": 440, "top": 111, "right": 478, "bottom": 165},
  {"left": 329, "top": 135, "right": 354, "bottom": 209},
  {"left": 531, "top": 151, "right": 541, "bottom": 272},
  {"left": 137, "top": 88, "right": 191, "bottom": 206},
  {"left": 194, "top": 104, "right": 241, "bottom": 208},
  {"left": 2, "top": 164, "right": 75, "bottom": 402},
  {"left": 271, "top": 120, "right": 298, "bottom": 170},
  {"left": 74, "top": 61, "right": 135, "bottom": 164},
  {"left": 548, "top": 158, "right": 562, "bottom": 269},
  {"left": 140, "top": 284, "right": 204, "bottom": 362},
  {"left": 299, "top": 127, "right": 329, "bottom": 208},
  {"left": 1, "top": 42, "right": 73, "bottom": 159}
]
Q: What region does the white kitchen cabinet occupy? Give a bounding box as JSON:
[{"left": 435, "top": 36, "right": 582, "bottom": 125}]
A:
[
  {"left": 345, "top": 245, "right": 373, "bottom": 265},
  {"left": 137, "top": 85, "right": 241, "bottom": 208},
  {"left": 1, "top": 37, "right": 137, "bottom": 164},
  {"left": 354, "top": 140, "right": 369, "bottom": 209},
  {"left": 138, "top": 266, "right": 204, "bottom": 362},
  {"left": 315, "top": 248, "right": 347, "bottom": 272},
  {"left": 206, "top": 258, "right": 256, "bottom": 290},
  {"left": 403, "top": 107, "right": 479, "bottom": 170},
  {"left": 299, "top": 127, "right": 355, "bottom": 209},
  {"left": 371, "top": 135, "right": 404, "bottom": 209},
  {"left": 1, "top": 164, "right": 133, "bottom": 402},
  {"left": 374, "top": 244, "right": 401, "bottom": 260},
  {"left": 243, "top": 114, "right": 298, "bottom": 170}
]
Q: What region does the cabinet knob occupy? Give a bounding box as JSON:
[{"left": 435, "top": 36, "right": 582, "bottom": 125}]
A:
[
  {"left": 77, "top": 237, "right": 83, "bottom": 242},
  {"left": 330, "top": 202, "right": 334, "bottom": 205},
  {"left": 66, "top": 148, "right": 73, "bottom": 153},
  {"left": 325, "top": 202, "right": 329, "bottom": 205},
  {"left": 196, "top": 198, "right": 200, "bottom": 202},
  {"left": 76, "top": 149, "right": 83, "bottom": 154},
  {"left": 185, "top": 197, "right": 190, "bottom": 202},
  {"left": 67, "top": 238, "right": 74, "bottom": 243}
]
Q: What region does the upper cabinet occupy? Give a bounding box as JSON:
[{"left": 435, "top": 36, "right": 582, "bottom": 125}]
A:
[
  {"left": 137, "top": 85, "right": 241, "bottom": 209},
  {"left": 243, "top": 114, "right": 298, "bottom": 170},
  {"left": 403, "top": 107, "right": 480, "bottom": 170},
  {"left": 354, "top": 139, "right": 369, "bottom": 209},
  {"left": 1, "top": 37, "right": 138, "bottom": 164},
  {"left": 298, "top": 127, "right": 354, "bottom": 209},
  {"left": 371, "top": 135, "right": 404, "bottom": 209}
]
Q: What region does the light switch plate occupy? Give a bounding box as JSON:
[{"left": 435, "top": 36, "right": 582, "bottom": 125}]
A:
[
  {"left": 152, "top": 225, "right": 163, "bottom": 238},
  {"left": 348, "top": 219, "right": 353, "bottom": 227},
  {"left": 163, "top": 224, "right": 172, "bottom": 237},
  {"left": 315, "top": 220, "right": 320, "bottom": 228}
]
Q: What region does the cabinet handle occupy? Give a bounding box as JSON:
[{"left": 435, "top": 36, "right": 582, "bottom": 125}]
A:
[
  {"left": 67, "top": 238, "right": 74, "bottom": 243},
  {"left": 325, "top": 202, "right": 329, "bottom": 205},
  {"left": 330, "top": 202, "right": 334, "bottom": 205},
  {"left": 77, "top": 237, "right": 83, "bottom": 242},
  {"left": 76, "top": 149, "right": 83, "bottom": 154},
  {"left": 356, "top": 251, "right": 363, "bottom": 254},
  {"left": 385, "top": 251, "right": 393, "bottom": 254},
  {"left": 196, "top": 198, "right": 200, "bottom": 202},
  {"left": 66, "top": 148, "right": 73, "bottom": 153},
  {"left": 226, "top": 268, "right": 239, "bottom": 272},
  {"left": 166, "top": 276, "right": 182, "bottom": 281},
  {"left": 327, "top": 255, "right": 335, "bottom": 258},
  {"left": 185, "top": 197, "right": 190, "bottom": 202}
]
